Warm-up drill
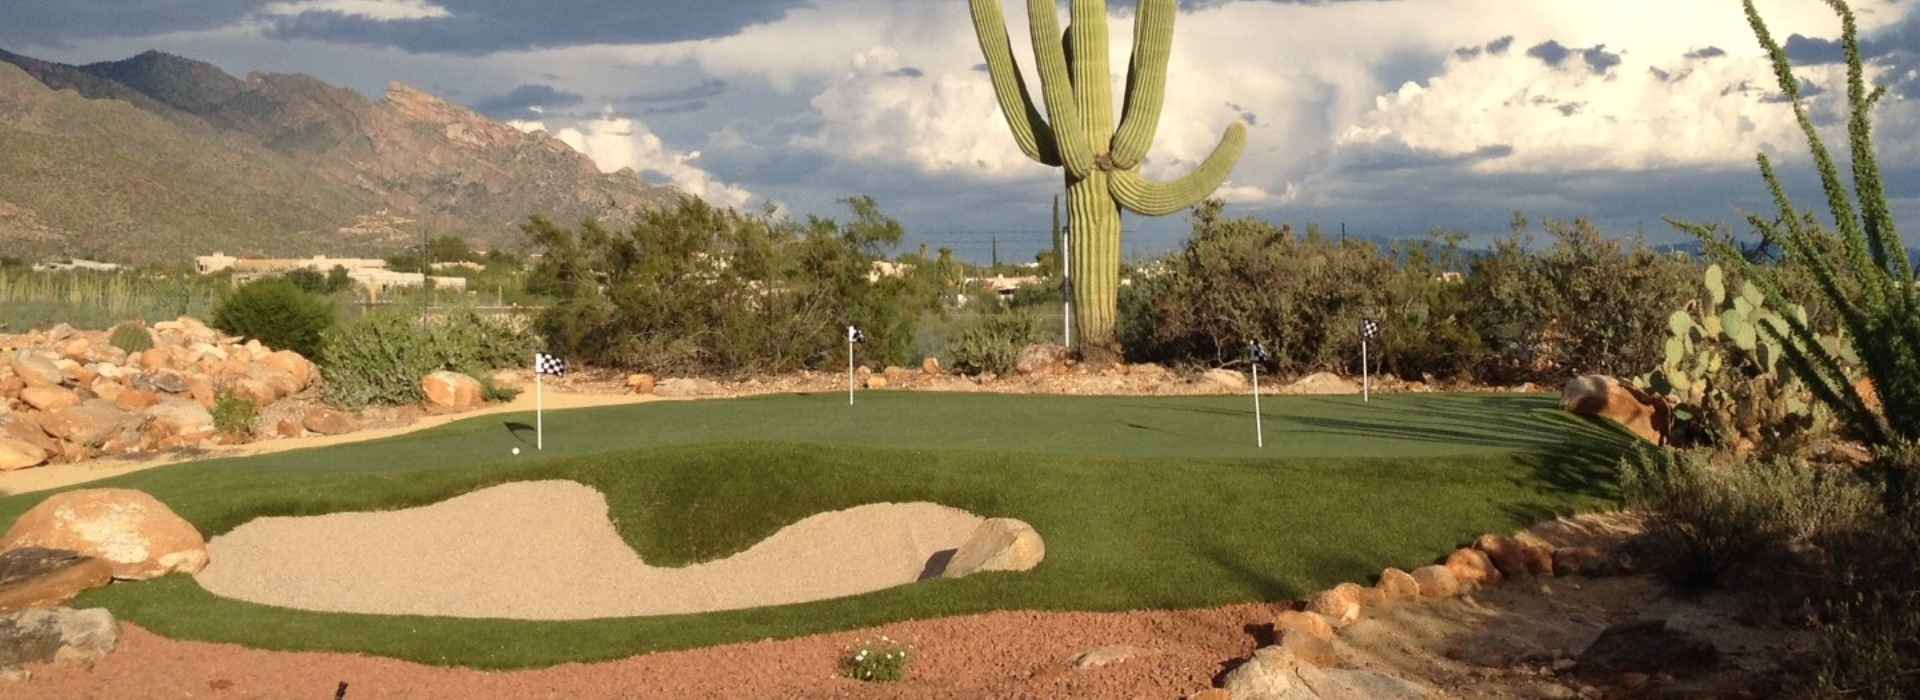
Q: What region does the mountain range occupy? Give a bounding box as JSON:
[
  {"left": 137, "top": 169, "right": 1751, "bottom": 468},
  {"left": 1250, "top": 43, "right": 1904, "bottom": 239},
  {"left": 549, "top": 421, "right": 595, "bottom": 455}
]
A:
[{"left": 0, "top": 48, "right": 680, "bottom": 264}]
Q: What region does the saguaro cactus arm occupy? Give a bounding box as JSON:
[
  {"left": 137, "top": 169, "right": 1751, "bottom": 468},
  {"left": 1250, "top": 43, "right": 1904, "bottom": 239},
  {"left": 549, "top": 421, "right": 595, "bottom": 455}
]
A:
[
  {"left": 1110, "top": 0, "right": 1176, "bottom": 169},
  {"left": 1069, "top": 0, "right": 1117, "bottom": 146},
  {"left": 1024, "top": 0, "right": 1095, "bottom": 178},
  {"left": 1109, "top": 121, "right": 1248, "bottom": 216},
  {"left": 968, "top": 0, "right": 1061, "bottom": 167}
]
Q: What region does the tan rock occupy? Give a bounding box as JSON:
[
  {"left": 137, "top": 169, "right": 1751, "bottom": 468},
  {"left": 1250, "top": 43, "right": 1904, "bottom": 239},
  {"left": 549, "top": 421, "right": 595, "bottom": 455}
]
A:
[
  {"left": 1, "top": 414, "right": 59, "bottom": 456},
  {"left": 1273, "top": 628, "right": 1342, "bottom": 668},
  {"left": 1015, "top": 343, "right": 1072, "bottom": 376},
  {"left": 0, "top": 437, "right": 50, "bottom": 471},
  {"left": 1474, "top": 534, "right": 1534, "bottom": 579},
  {"left": 1552, "top": 546, "right": 1615, "bottom": 577},
  {"left": 421, "top": 371, "right": 483, "bottom": 411},
  {"left": 114, "top": 389, "right": 160, "bottom": 412},
  {"left": 0, "top": 548, "right": 113, "bottom": 612},
  {"left": 922, "top": 357, "right": 942, "bottom": 375},
  {"left": 1273, "top": 610, "right": 1334, "bottom": 642},
  {"left": 146, "top": 399, "right": 215, "bottom": 439},
  {"left": 1199, "top": 368, "right": 1248, "bottom": 392},
  {"left": 274, "top": 418, "right": 302, "bottom": 438},
  {"left": 259, "top": 351, "right": 313, "bottom": 390},
  {"left": 88, "top": 379, "right": 125, "bottom": 403},
  {"left": 228, "top": 378, "right": 278, "bottom": 406},
  {"left": 1445, "top": 547, "right": 1503, "bottom": 588},
  {"left": 1375, "top": 567, "right": 1421, "bottom": 601},
  {"left": 8, "top": 351, "right": 64, "bottom": 388},
  {"left": 302, "top": 407, "right": 359, "bottom": 436},
  {"left": 1306, "top": 583, "right": 1365, "bottom": 626},
  {"left": 1412, "top": 565, "right": 1461, "bottom": 598},
  {"left": 0, "top": 488, "right": 208, "bottom": 580},
  {"left": 625, "top": 373, "right": 656, "bottom": 395},
  {"left": 40, "top": 400, "right": 136, "bottom": 447},
  {"left": 54, "top": 338, "right": 93, "bottom": 362},
  {"left": 1186, "top": 690, "right": 1231, "bottom": 700},
  {"left": 865, "top": 375, "right": 889, "bottom": 390},
  {"left": 254, "top": 368, "right": 302, "bottom": 399},
  {"left": 1561, "top": 375, "right": 1669, "bottom": 444},
  {"left": 188, "top": 376, "right": 215, "bottom": 409},
  {"left": 20, "top": 386, "right": 80, "bottom": 412},
  {"left": 941, "top": 518, "right": 1045, "bottom": 578}
]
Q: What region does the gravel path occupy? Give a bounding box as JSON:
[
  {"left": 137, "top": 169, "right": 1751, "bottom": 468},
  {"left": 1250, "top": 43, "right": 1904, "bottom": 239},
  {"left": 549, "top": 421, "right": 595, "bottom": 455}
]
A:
[{"left": 195, "top": 480, "right": 985, "bottom": 619}]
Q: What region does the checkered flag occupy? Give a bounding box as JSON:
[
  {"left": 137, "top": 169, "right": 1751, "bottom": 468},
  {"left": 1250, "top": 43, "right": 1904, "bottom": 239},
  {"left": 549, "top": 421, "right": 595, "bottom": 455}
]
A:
[
  {"left": 848, "top": 325, "right": 866, "bottom": 344},
  {"left": 534, "top": 352, "right": 568, "bottom": 377},
  {"left": 1360, "top": 319, "right": 1381, "bottom": 340},
  {"left": 1248, "top": 340, "right": 1270, "bottom": 363}
]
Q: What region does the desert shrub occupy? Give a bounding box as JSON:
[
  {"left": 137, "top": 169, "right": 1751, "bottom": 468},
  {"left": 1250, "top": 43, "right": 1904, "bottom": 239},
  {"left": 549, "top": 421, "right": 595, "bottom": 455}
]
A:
[
  {"left": 318, "top": 308, "right": 530, "bottom": 408},
  {"left": 211, "top": 393, "right": 257, "bottom": 438},
  {"left": 526, "top": 195, "right": 931, "bottom": 375},
  {"left": 839, "top": 636, "right": 911, "bottom": 683},
  {"left": 1620, "top": 447, "right": 1878, "bottom": 590},
  {"left": 946, "top": 312, "right": 1039, "bottom": 376},
  {"left": 108, "top": 322, "right": 153, "bottom": 354},
  {"left": 210, "top": 279, "right": 334, "bottom": 357},
  {"left": 481, "top": 377, "right": 521, "bottom": 403}
]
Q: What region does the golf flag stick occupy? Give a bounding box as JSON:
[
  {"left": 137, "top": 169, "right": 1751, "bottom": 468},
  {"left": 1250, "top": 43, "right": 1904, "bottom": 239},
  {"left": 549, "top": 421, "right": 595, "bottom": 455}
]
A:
[
  {"left": 534, "top": 351, "right": 543, "bottom": 450},
  {"left": 1062, "top": 234, "right": 1073, "bottom": 349},
  {"left": 848, "top": 333, "right": 855, "bottom": 406},
  {"left": 1363, "top": 338, "right": 1369, "bottom": 403},
  {"left": 1249, "top": 340, "right": 1269, "bottom": 448}
]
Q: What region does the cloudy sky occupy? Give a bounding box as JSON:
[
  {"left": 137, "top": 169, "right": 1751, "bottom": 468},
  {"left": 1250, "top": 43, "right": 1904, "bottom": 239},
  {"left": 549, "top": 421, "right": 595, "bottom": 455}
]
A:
[{"left": 6, "top": 0, "right": 1920, "bottom": 261}]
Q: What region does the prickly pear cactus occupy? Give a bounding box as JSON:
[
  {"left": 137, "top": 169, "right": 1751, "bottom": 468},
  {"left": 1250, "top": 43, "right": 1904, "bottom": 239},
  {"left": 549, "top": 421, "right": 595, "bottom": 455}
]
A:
[{"left": 1637, "top": 264, "right": 1854, "bottom": 455}]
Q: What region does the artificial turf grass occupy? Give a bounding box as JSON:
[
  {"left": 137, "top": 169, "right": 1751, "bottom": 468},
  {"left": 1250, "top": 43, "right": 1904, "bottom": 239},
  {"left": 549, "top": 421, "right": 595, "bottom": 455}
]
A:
[{"left": 5, "top": 392, "right": 1631, "bottom": 668}]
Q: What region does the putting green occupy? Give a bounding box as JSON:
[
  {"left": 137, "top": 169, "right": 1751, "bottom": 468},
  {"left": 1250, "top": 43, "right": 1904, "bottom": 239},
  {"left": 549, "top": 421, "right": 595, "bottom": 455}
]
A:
[{"left": 0, "top": 392, "right": 1630, "bottom": 668}]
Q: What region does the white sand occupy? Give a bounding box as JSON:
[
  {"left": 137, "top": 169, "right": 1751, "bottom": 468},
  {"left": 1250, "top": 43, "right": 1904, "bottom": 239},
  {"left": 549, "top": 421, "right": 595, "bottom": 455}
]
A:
[{"left": 194, "top": 480, "right": 985, "bottom": 620}]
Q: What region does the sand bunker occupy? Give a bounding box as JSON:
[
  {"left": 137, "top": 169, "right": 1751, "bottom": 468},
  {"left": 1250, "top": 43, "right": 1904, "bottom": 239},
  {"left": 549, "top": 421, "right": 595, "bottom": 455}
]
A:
[{"left": 194, "top": 481, "right": 986, "bottom": 620}]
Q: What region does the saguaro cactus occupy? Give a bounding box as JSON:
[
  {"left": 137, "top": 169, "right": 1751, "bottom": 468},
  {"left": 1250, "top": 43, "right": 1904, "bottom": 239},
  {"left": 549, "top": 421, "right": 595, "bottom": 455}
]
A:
[{"left": 970, "top": 0, "right": 1247, "bottom": 361}]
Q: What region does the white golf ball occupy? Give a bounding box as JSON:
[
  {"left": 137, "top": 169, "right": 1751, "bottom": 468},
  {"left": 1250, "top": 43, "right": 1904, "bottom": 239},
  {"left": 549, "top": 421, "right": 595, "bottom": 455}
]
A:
[{"left": 512, "top": 447, "right": 521, "bottom": 456}]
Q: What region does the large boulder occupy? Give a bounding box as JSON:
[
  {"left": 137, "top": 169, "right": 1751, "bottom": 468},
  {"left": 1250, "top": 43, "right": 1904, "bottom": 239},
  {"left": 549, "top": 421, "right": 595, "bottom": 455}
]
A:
[
  {"left": 6, "top": 352, "right": 63, "bottom": 389},
  {"left": 421, "top": 371, "right": 484, "bottom": 411},
  {"left": 259, "top": 351, "right": 313, "bottom": 390},
  {"left": 40, "top": 400, "right": 136, "bottom": 447},
  {"left": 146, "top": 399, "right": 215, "bottom": 439},
  {"left": 1305, "top": 583, "right": 1366, "bottom": 626},
  {"left": 301, "top": 407, "right": 359, "bottom": 436},
  {"left": 0, "top": 489, "right": 208, "bottom": 580},
  {"left": 0, "top": 439, "right": 49, "bottom": 471},
  {"left": 1222, "top": 644, "right": 1431, "bottom": 700},
  {"left": 1411, "top": 565, "right": 1461, "bottom": 598},
  {"left": 19, "top": 386, "right": 79, "bottom": 412},
  {"left": 0, "top": 607, "right": 118, "bottom": 669},
  {"left": 1561, "top": 375, "right": 1669, "bottom": 444},
  {"left": 1445, "top": 547, "right": 1503, "bottom": 588},
  {"left": 1286, "top": 372, "right": 1361, "bottom": 395},
  {"left": 625, "top": 373, "right": 656, "bottom": 395},
  {"left": 0, "top": 549, "right": 112, "bottom": 613},
  {"left": 1015, "top": 343, "right": 1072, "bottom": 376},
  {"left": 1374, "top": 567, "right": 1421, "bottom": 601},
  {"left": 940, "top": 518, "right": 1045, "bottom": 578}
]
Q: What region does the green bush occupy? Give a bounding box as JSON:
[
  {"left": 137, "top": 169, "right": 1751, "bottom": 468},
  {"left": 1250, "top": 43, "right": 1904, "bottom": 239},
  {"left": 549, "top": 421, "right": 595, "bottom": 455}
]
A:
[
  {"left": 946, "top": 313, "right": 1039, "bottom": 376},
  {"left": 1620, "top": 447, "right": 1878, "bottom": 590},
  {"left": 318, "top": 309, "right": 530, "bottom": 409},
  {"left": 211, "top": 393, "right": 257, "bottom": 438},
  {"left": 839, "top": 636, "right": 910, "bottom": 683},
  {"left": 108, "top": 322, "right": 154, "bottom": 354},
  {"left": 210, "top": 279, "right": 335, "bottom": 357}
]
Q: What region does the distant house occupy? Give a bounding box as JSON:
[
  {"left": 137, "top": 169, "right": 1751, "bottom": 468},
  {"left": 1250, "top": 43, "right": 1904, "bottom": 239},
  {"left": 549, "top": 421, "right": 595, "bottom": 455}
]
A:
[
  {"left": 968, "top": 274, "right": 1043, "bottom": 302},
  {"left": 195, "top": 253, "right": 388, "bottom": 275},
  {"left": 32, "top": 259, "right": 124, "bottom": 272},
  {"left": 867, "top": 260, "right": 915, "bottom": 283}
]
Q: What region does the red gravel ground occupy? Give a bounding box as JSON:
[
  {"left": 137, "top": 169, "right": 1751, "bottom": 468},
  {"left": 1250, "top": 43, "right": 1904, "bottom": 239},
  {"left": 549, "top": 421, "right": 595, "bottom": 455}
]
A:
[{"left": 12, "top": 603, "right": 1288, "bottom": 699}]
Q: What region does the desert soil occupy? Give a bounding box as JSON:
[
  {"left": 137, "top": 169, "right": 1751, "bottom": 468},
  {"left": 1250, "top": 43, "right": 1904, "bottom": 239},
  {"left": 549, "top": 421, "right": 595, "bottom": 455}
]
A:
[{"left": 196, "top": 481, "right": 986, "bottom": 619}]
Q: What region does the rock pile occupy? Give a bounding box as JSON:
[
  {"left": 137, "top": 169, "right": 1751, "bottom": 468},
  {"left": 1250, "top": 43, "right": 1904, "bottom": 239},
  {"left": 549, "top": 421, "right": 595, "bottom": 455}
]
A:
[{"left": 0, "top": 319, "right": 316, "bottom": 469}]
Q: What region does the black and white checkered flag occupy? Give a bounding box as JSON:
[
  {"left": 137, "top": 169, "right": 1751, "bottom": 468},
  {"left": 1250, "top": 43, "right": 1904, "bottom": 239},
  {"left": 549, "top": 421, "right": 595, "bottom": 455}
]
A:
[
  {"left": 534, "top": 352, "right": 568, "bottom": 377},
  {"left": 1360, "top": 319, "right": 1381, "bottom": 340},
  {"left": 1248, "top": 340, "right": 1270, "bottom": 363},
  {"left": 847, "top": 325, "right": 866, "bottom": 344}
]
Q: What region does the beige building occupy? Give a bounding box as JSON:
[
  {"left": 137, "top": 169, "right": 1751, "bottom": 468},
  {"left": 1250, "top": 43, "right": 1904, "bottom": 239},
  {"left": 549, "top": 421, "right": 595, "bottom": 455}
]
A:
[{"left": 195, "top": 253, "right": 389, "bottom": 275}]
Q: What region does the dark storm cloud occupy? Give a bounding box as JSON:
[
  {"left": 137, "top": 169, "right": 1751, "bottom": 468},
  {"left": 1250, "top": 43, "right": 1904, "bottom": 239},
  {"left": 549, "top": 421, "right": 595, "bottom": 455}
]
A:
[
  {"left": 0, "top": 0, "right": 271, "bottom": 47},
  {"left": 641, "top": 100, "right": 709, "bottom": 116},
  {"left": 1330, "top": 138, "right": 1515, "bottom": 175},
  {"left": 625, "top": 79, "right": 730, "bottom": 104},
  {"left": 1527, "top": 40, "right": 1621, "bottom": 75},
  {"left": 472, "top": 84, "right": 583, "bottom": 117},
  {"left": 262, "top": 0, "right": 811, "bottom": 54},
  {"left": 886, "top": 67, "right": 925, "bottom": 78},
  {"left": 1685, "top": 46, "right": 1727, "bottom": 60},
  {"left": 1454, "top": 35, "right": 1515, "bottom": 61}
]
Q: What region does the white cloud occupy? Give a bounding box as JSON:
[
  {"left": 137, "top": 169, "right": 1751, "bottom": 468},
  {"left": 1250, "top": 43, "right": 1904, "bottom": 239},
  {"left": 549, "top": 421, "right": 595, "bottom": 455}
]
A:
[
  {"left": 507, "top": 111, "right": 757, "bottom": 209},
  {"left": 260, "top": 0, "right": 451, "bottom": 21}
]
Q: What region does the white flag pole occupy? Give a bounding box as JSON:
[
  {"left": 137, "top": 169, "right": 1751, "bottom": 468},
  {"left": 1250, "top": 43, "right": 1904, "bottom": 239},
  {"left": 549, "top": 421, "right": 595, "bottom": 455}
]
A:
[
  {"left": 1062, "top": 234, "right": 1073, "bottom": 349},
  {"left": 847, "top": 330, "right": 855, "bottom": 406},
  {"left": 534, "top": 352, "right": 544, "bottom": 451},
  {"left": 1252, "top": 361, "right": 1263, "bottom": 448},
  {"left": 1362, "top": 338, "right": 1370, "bottom": 403}
]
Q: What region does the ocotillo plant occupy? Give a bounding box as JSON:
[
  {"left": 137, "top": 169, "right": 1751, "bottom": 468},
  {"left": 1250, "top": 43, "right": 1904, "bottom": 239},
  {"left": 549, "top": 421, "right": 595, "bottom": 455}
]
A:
[{"left": 970, "top": 0, "right": 1247, "bottom": 360}]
